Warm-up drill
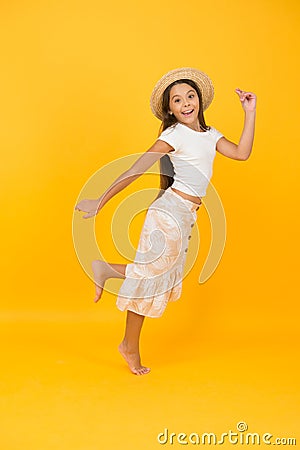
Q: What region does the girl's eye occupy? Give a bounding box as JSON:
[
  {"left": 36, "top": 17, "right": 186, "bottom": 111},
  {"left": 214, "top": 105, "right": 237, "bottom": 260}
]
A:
[
  {"left": 189, "top": 94, "right": 194, "bottom": 98},
  {"left": 174, "top": 99, "right": 180, "bottom": 103}
]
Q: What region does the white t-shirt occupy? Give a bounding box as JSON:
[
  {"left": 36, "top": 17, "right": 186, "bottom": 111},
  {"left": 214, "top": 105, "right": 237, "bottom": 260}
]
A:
[{"left": 157, "top": 122, "right": 223, "bottom": 197}]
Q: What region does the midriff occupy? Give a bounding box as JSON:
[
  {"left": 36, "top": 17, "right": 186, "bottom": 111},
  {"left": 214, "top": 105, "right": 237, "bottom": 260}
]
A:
[{"left": 171, "top": 187, "right": 202, "bottom": 205}]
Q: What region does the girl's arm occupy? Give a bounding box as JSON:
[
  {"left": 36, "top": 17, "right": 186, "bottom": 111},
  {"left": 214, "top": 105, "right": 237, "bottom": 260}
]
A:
[
  {"left": 216, "top": 88, "right": 257, "bottom": 161},
  {"left": 75, "top": 140, "right": 173, "bottom": 218}
]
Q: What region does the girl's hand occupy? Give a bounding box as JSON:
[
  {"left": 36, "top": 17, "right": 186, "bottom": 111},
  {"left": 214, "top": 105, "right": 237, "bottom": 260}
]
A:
[
  {"left": 75, "top": 198, "right": 102, "bottom": 219},
  {"left": 235, "top": 88, "right": 257, "bottom": 112}
]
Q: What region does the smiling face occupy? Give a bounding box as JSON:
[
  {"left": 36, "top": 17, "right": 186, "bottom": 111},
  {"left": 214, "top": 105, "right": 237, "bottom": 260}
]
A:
[{"left": 168, "top": 82, "right": 200, "bottom": 130}]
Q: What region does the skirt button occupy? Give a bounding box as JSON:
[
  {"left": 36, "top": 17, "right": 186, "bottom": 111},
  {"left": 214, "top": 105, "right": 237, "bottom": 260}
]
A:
[
  {"left": 190, "top": 223, "right": 194, "bottom": 228},
  {"left": 184, "top": 248, "right": 188, "bottom": 252},
  {"left": 188, "top": 235, "right": 192, "bottom": 240}
]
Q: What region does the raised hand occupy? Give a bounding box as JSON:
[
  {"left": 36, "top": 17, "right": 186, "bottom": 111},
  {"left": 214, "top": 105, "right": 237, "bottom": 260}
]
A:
[{"left": 235, "top": 88, "right": 257, "bottom": 112}]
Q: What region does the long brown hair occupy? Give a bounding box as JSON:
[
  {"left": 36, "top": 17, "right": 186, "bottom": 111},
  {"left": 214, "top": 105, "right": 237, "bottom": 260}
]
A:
[{"left": 157, "top": 79, "right": 210, "bottom": 193}]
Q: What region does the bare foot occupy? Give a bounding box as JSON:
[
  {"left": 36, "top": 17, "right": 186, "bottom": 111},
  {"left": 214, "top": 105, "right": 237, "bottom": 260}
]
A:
[
  {"left": 118, "top": 341, "right": 151, "bottom": 376},
  {"left": 91, "top": 260, "right": 112, "bottom": 303}
]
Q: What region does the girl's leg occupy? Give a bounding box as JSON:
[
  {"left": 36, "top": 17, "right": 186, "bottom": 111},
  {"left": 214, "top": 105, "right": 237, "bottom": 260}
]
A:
[
  {"left": 92, "top": 260, "right": 150, "bottom": 375},
  {"left": 118, "top": 311, "right": 150, "bottom": 375},
  {"left": 91, "top": 260, "right": 126, "bottom": 302}
]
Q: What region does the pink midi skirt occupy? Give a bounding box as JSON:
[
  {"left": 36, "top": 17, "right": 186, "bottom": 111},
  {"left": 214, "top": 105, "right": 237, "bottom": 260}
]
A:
[{"left": 116, "top": 187, "right": 201, "bottom": 318}]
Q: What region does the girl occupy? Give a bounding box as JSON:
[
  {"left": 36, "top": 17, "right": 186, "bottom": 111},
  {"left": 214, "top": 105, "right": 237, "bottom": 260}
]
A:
[{"left": 75, "top": 67, "right": 256, "bottom": 376}]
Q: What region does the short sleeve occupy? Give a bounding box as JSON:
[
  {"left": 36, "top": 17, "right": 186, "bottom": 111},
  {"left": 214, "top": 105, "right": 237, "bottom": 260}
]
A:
[
  {"left": 210, "top": 126, "right": 224, "bottom": 144},
  {"left": 156, "top": 125, "right": 181, "bottom": 153}
]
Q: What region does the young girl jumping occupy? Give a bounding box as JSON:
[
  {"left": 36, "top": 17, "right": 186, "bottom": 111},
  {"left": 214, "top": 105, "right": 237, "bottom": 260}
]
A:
[{"left": 75, "top": 67, "right": 256, "bottom": 376}]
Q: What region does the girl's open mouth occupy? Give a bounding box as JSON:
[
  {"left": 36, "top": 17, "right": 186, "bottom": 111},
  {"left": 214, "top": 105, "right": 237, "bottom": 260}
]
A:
[{"left": 182, "top": 109, "right": 194, "bottom": 116}]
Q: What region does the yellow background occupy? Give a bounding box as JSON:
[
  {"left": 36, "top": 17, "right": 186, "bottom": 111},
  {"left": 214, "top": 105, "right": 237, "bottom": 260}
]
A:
[{"left": 1, "top": 0, "right": 299, "bottom": 448}]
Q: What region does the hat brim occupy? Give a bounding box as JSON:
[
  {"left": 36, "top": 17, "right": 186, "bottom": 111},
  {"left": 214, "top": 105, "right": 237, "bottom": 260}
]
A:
[{"left": 150, "top": 67, "right": 214, "bottom": 120}]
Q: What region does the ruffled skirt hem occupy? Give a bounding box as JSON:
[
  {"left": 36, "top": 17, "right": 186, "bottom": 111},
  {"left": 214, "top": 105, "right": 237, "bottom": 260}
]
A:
[{"left": 116, "top": 264, "right": 183, "bottom": 318}]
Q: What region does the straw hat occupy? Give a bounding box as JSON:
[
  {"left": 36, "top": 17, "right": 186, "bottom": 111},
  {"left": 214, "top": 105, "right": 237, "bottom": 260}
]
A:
[{"left": 150, "top": 67, "right": 214, "bottom": 120}]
